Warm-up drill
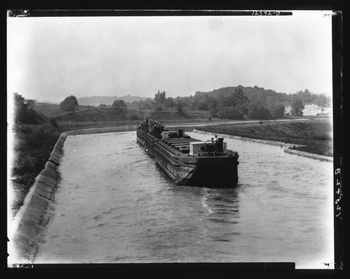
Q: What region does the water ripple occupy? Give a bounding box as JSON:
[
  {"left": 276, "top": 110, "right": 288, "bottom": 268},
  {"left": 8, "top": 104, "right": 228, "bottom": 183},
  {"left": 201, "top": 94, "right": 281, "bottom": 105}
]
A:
[{"left": 34, "top": 131, "right": 333, "bottom": 269}]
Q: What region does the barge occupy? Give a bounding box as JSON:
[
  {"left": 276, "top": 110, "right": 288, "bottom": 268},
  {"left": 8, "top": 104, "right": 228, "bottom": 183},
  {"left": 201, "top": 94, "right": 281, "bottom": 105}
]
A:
[{"left": 136, "top": 119, "right": 239, "bottom": 187}]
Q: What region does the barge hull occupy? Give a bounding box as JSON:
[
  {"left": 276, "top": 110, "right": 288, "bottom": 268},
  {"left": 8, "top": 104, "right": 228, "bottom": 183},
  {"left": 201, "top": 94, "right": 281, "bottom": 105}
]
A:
[{"left": 137, "top": 130, "right": 239, "bottom": 187}]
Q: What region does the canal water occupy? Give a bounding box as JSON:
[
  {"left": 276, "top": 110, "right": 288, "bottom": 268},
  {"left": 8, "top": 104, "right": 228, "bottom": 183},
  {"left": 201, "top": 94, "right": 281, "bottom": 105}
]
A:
[{"left": 33, "top": 131, "right": 333, "bottom": 268}]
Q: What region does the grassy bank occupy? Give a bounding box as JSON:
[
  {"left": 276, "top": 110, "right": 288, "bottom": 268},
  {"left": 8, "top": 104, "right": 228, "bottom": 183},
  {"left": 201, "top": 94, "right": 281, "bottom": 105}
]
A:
[{"left": 195, "top": 119, "right": 333, "bottom": 157}]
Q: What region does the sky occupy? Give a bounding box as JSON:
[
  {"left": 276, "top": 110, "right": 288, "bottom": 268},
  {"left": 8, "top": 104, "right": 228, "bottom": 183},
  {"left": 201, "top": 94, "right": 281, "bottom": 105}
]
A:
[{"left": 7, "top": 11, "right": 333, "bottom": 103}]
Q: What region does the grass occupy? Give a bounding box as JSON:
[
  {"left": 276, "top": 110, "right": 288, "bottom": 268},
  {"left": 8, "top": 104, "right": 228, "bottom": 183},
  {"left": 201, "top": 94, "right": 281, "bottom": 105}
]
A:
[{"left": 195, "top": 119, "right": 333, "bottom": 157}]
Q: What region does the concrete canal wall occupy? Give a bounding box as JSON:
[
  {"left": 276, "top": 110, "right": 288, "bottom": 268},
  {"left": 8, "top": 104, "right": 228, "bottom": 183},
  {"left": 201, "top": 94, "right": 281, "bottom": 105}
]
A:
[
  {"left": 8, "top": 126, "right": 136, "bottom": 264},
  {"left": 8, "top": 131, "right": 69, "bottom": 263},
  {"left": 284, "top": 148, "right": 333, "bottom": 162}
]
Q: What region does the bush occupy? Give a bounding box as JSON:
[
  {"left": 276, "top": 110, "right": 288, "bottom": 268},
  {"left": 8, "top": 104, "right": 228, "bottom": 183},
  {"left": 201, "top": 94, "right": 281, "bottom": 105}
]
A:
[
  {"left": 154, "top": 106, "right": 163, "bottom": 112},
  {"left": 176, "top": 102, "right": 184, "bottom": 114},
  {"left": 112, "top": 100, "right": 127, "bottom": 108},
  {"left": 196, "top": 102, "right": 208, "bottom": 110},
  {"left": 217, "top": 107, "right": 244, "bottom": 120},
  {"left": 291, "top": 99, "right": 304, "bottom": 116},
  {"left": 247, "top": 104, "right": 271, "bottom": 119},
  {"left": 128, "top": 114, "right": 140, "bottom": 120},
  {"left": 60, "top": 95, "right": 79, "bottom": 113},
  {"left": 50, "top": 117, "right": 58, "bottom": 127},
  {"left": 269, "top": 104, "right": 285, "bottom": 118},
  {"left": 210, "top": 109, "right": 218, "bottom": 118},
  {"left": 165, "top": 98, "right": 176, "bottom": 107}
]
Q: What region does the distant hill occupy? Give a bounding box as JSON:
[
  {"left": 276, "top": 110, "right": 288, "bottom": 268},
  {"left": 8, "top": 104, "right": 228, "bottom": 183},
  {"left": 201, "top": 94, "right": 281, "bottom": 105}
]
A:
[
  {"left": 77, "top": 95, "right": 148, "bottom": 106},
  {"left": 196, "top": 85, "right": 331, "bottom": 107}
]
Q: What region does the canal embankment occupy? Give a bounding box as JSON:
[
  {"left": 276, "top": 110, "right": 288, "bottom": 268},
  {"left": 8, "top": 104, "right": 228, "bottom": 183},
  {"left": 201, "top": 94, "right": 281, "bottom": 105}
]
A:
[
  {"left": 194, "top": 119, "right": 333, "bottom": 160},
  {"left": 8, "top": 126, "right": 137, "bottom": 264}
]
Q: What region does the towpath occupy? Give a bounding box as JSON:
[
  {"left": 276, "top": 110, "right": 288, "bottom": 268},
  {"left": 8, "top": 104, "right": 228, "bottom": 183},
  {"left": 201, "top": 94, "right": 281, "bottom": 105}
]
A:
[{"left": 165, "top": 118, "right": 309, "bottom": 129}]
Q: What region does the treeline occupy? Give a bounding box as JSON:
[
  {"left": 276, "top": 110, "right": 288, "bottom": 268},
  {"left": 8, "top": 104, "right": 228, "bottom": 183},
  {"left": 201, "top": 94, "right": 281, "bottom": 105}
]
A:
[
  {"left": 77, "top": 95, "right": 147, "bottom": 106},
  {"left": 185, "top": 87, "right": 286, "bottom": 120},
  {"left": 190, "top": 86, "right": 330, "bottom": 118},
  {"left": 77, "top": 86, "right": 330, "bottom": 120},
  {"left": 125, "top": 86, "right": 331, "bottom": 120},
  {"left": 15, "top": 85, "right": 331, "bottom": 123},
  {"left": 204, "top": 86, "right": 330, "bottom": 107},
  {"left": 13, "top": 93, "right": 48, "bottom": 124},
  {"left": 126, "top": 90, "right": 187, "bottom": 114}
]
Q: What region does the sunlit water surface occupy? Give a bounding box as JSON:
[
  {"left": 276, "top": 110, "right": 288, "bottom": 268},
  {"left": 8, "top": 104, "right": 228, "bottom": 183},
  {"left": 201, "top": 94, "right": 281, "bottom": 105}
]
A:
[{"left": 34, "top": 131, "right": 333, "bottom": 268}]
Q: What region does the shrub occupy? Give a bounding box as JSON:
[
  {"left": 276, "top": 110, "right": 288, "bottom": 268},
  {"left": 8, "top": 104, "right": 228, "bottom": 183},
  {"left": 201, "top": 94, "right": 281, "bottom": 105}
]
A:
[
  {"left": 291, "top": 99, "right": 304, "bottom": 116},
  {"left": 176, "top": 102, "right": 184, "bottom": 113},
  {"left": 112, "top": 100, "right": 127, "bottom": 108},
  {"left": 154, "top": 106, "right": 163, "bottom": 112},
  {"left": 128, "top": 114, "right": 140, "bottom": 120},
  {"left": 165, "top": 98, "right": 176, "bottom": 107},
  {"left": 217, "top": 107, "right": 244, "bottom": 120},
  {"left": 60, "top": 95, "right": 79, "bottom": 113},
  {"left": 247, "top": 104, "right": 271, "bottom": 119},
  {"left": 50, "top": 117, "right": 58, "bottom": 127},
  {"left": 269, "top": 104, "right": 285, "bottom": 118}
]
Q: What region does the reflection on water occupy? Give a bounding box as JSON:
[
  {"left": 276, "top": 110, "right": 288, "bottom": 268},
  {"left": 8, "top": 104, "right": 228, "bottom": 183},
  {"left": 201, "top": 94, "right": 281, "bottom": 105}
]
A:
[{"left": 33, "top": 131, "right": 333, "bottom": 268}]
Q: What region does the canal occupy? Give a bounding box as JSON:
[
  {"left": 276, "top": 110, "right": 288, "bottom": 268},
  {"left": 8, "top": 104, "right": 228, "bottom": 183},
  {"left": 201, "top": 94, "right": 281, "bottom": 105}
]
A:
[{"left": 33, "top": 131, "right": 333, "bottom": 268}]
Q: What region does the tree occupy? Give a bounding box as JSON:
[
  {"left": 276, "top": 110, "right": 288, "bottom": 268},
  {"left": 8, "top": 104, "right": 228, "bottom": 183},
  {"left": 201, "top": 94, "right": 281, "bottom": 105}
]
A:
[
  {"left": 218, "top": 88, "right": 249, "bottom": 116},
  {"left": 13, "top": 93, "right": 38, "bottom": 124},
  {"left": 269, "top": 104, "right": 285, "bottom": 118},
  {"left": 230, "top": 88, "right": 249, "bottom": 116},
  {"left": 165, "top": 97, "right": 176, "bottom": 107},
  {"left": 196, "top": 101, "right": 208, "bottom": 110},
  {"left": 314, "top": 94, "right": 331, "bottom": 107},
  {"left": 154, "top": 106, "right": 162, "bottom": 112},
  {"left": 26, "top": 99, "right": 36, "bottom": 110},
  {"left": 60, "top": 95, "right": 79, "bottom": 113},
  {"left": 154, "top": 90, "right": 166, "bottom": 104},
  {"left": 217, "top": 107, "right": 244, "bottom": 120},
  {"left": 291, "top": 99, "right": 304, "bottom": 116},
  {"left": 207, "top": 97, "right": 217, "bottom": 110},
  {"left": 50, "top": 117, "right": 58, "bottom": 128},
  {"left": 247, "top": 103, "right": 271, "bottom": 119},
  {"left": 14, "top": 93, "right": 27, "bottom": 123},
  {"left": 210, "top": 108, "right": 218, "bottom": 118},
  {"left": 112, "top": 99, "right": 127, "bottom": 109},
  {"left": 176, "top": 102, "right": 184, "bottom": 113}
]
